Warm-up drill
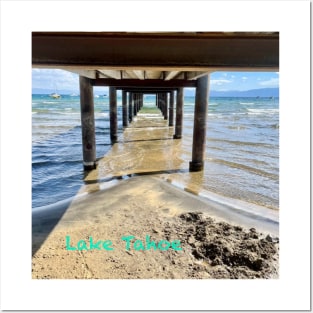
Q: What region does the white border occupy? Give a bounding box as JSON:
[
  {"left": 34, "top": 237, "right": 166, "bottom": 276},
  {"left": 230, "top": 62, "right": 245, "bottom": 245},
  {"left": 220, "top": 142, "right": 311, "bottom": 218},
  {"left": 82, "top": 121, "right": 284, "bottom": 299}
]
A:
[{"left": 0, "top": 0, "right": 311, "bottom": 310}]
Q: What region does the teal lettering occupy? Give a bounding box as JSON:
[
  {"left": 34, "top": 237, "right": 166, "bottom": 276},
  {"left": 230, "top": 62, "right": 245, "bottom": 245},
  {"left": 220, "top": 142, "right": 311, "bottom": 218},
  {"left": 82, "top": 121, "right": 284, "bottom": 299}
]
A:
[
  {"left": 77, "top": 240, "right": 88, "bottom": 250},
  {"left": 65, "top": 235, "right": 77, "bottom": 250},
  {"left": 171, "top": 240, "right": 182, "bottom": 251},
  {"left": 89, "top": 237, "right": 102, "bottom": 250},
  {"left": 158, "top": 240, "right": 171, "bottom": 251},
  {"left": 134, "top": 240, "right": 145, "bottom": 251},
  {"left": 145, "top": 235, "right": 157, "bottom": 250},
  {"left": 121, "top": 235, "right": 135, "bottom": 251},
  {"left": 102, "top": 240, "right": 114, "bottom": 251}
]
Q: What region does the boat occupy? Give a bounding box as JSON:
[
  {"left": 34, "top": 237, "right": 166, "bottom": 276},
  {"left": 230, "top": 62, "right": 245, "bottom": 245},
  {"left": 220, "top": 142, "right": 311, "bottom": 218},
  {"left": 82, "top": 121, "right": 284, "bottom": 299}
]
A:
[{"left": 49, "top": 92, "right": 61, "bottom": 99}]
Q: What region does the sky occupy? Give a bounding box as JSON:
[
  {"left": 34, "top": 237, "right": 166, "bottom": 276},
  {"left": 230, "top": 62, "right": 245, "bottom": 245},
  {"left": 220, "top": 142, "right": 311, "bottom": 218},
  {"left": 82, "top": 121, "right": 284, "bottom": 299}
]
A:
[{"left": 32, "top": 69, "right": 279, "bottom": 93}]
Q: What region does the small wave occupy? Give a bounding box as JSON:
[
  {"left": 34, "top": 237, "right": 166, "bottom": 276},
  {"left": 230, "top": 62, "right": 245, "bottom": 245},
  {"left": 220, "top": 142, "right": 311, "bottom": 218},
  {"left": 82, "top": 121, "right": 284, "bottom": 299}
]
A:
[
  {"left": 227, "top": 125, "right": 246, "bottom": 130},
  {"left": 240, "top": 102, "right": 255, "bottom": 105},
  {"left": 247, "top": 108, "right": 279, "bottom": 115},
  {"left": 209, "top": 158, "right": 279, "bottom": 180},
  {"left": 95, "top": 112, "right": 109, "bottom": 117},
  {"left": 207, "top": 137, "right": 273, "bottom": 148}
]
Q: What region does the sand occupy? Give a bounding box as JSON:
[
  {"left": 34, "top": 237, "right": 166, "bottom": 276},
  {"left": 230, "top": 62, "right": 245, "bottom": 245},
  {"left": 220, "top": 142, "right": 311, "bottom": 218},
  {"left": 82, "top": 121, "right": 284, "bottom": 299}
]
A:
[
  {"left": 32, "top": 176, "right": 279, "bottom": 279},
  {"left": 32, "top": 112, "right": 279, "bottom": 279}
]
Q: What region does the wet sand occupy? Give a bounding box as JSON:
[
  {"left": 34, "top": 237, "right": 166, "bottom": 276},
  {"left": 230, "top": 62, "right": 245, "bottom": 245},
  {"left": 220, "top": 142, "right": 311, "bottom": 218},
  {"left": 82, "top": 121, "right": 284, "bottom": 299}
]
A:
[
  {"left": 32, "top": 176, "right": 278, "bottom": 279},
  {"left": 32, "top": 111, "right": 279, "bottom": 279}
]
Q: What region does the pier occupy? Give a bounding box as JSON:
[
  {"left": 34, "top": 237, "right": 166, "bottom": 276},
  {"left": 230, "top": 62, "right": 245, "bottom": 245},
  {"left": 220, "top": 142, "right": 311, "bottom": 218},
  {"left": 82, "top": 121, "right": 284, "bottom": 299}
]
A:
[
  {"left": 32, "top": 32, "right": 279, "bottom": 172},
  {"left": 31, "top": 32, "right": 280, "bottom": 279}
]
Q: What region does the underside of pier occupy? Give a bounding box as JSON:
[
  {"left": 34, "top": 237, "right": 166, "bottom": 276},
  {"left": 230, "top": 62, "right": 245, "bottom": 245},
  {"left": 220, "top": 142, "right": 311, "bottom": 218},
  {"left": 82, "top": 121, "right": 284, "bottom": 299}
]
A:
[{"left": 32, "top": 32, "right": 279, "bottom": 171}]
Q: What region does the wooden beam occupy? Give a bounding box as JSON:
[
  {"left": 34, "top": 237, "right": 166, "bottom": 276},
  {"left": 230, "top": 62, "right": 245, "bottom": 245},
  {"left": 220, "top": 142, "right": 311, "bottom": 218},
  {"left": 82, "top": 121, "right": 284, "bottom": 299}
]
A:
[
  {"left": 97, "top": 70, "right": 121, "bottom": 79},
  {"left": 133, "top": 70, "right": 145, "bottom": 80},
  {"left": 69, "top": 70, "right": 97, "bottom": 79},
  {"left": 185, "top": 71, "right": 211, "bottom": 80},
  {"left": 145, "top": 70, "right": 162, "bottom": 79},
  {"left": 32, "top": 32, "right": 279, "bottom": 69},
  {"left": 91, "top": 78, "right": 196, "bottom": 88},
  {"left": 164, "top": 71, "right": 180, "bottom": 81},
  {"left": 119, "top": 88, "right": 176, "bottom": 93}
]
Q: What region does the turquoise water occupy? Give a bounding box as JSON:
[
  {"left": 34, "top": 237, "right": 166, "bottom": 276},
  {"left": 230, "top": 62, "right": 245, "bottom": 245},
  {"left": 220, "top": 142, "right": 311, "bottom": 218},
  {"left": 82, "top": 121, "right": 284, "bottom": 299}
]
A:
[{"left": 32, "top": 94, "right": 279, "bottom": 210}]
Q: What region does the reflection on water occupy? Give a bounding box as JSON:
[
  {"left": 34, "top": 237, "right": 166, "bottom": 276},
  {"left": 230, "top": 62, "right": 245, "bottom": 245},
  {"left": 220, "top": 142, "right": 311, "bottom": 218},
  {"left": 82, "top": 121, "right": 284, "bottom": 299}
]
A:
[{"left": 83, "top": 109, "right": 278, "bottom": 211}]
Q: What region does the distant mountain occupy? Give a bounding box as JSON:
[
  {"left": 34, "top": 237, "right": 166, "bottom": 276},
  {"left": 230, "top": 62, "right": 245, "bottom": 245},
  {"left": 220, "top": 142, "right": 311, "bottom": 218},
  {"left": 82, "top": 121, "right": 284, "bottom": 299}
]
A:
[
  {"left": 209, "top": 88, "right": 279, "bottom": 98},
  {"left": 182, "top": 87, "right": 279, "bottom": 98},
  {"left": 32, "top": 88, "right": 108, "bottom": 96},
  {"left": 32, "top": 87, "right": 279, "bottom": 98},
  {"left": 32, "top": 88, "right": 79, "bottom": 95}
]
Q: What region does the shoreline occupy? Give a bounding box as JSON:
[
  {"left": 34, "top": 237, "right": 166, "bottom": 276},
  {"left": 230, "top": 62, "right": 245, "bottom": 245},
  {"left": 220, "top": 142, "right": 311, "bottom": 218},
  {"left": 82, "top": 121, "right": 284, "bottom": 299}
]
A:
[
  {"left": 33, "top": 174, "right": 278, "bottom": 235},
  {"left": 32, "top": 176, "right": 279, "bottom": 279}
]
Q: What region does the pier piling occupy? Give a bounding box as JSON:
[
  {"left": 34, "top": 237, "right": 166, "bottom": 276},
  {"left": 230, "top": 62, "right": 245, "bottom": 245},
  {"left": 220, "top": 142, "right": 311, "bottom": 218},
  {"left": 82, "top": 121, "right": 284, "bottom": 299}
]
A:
[
  {"left": 79, "top": 76, "right": 96, "bottom": 170},
  {"left": 128, "top": 92, "right": 133, "bottom": 123},
  {"left": 122, "top": 90, "right": 128, "bottom": 127},
  {"left": 169, "top": 90, "right": 174, "bottom": 126},
  {"left": 189, "top": 75, "right": 209, "bottom": 172},
  {"left": 109, "top": 87, "right": 118, "bottom": 143},
  {"left": 173, "top": 88, "right": 184, "bottom": 139}
]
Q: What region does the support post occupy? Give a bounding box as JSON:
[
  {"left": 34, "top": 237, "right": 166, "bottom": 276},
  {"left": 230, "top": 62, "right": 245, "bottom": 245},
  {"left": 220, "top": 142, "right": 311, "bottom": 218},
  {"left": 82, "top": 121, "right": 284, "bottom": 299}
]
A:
[
  {"left": 164, "top": 93, "right": 168, "bottom": 120},
  {"left": 79, "top": 76, "right": 96, "bottom": 170},
  {"left": 169, "top": 90, "right": 174, "bottom": 126},
  {"left": 140, "top": 93, "right": 143, "bottom": 110},
  {"left": 109, "top": 87, "right": 118, "bottom": 143},
  {"left": 133, "top": 93, "right": 137, "bottom": 116},
  {"left": 122, "top": 90, "right": 128, "bottom": 127},
  {"left": 189, "top": 74, "right": 209, "bottom": 172},
  {"left": 128, "top": 92, "right": 133, "bottom": 122},
  {"left": 173, "top": 88, "right": 184, "bottom": 139}
]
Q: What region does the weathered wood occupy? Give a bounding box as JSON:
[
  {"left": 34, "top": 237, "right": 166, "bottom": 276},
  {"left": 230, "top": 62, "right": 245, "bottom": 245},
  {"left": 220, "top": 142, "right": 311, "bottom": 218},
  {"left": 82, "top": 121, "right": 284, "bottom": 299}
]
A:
[
  {"left": 163, "top": 93, "right": 168, "bottom": 120},
  {"left": 92, "top": 79, "right": 196, "bottom": 88},
  {"left": 190, "top": 75, "right": 209, "bottom": 172},
  {"left": 79, "top": 76, "right": 96, "bottom": 170},
  {"left": 173, "top": 88, "right": 184, "bottom": 139},
  {"left": 122, "top": 90, "right": 128, "bottom": 127},
  {"left": 169, "top": 91, "right": 174, "bottom": 126},
  {"left": 109, "top": 87, "right": 118, "bottom": 143},
  {"left": 32, "top": 32, "right": 279, "bottom": 70},
  {"left": 128, "top": 92, "right": 133, "bottom": 123}
]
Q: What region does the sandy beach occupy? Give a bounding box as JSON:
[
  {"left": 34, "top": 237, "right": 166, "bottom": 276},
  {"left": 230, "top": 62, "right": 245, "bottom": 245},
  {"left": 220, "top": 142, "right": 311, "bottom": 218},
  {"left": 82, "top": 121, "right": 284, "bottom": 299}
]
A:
[
  {"left": 32, "top": 175, "right": 279, "bottom": 279},
  {"left": 32, "top": 111, "right": 279, "bottom": 279}
]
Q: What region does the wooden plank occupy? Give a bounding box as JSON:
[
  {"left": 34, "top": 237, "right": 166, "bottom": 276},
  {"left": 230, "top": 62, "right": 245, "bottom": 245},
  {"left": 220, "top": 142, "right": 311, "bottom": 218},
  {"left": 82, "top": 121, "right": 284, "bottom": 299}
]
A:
[
  {"left": 92, "top": 79, "right": 196, "bottom": 88},
  {"left": 164, "top": 71, "right": 181, "bottom": 81},
  {"left": 32, "top": 32, "right": 279, "bottom": 69}
]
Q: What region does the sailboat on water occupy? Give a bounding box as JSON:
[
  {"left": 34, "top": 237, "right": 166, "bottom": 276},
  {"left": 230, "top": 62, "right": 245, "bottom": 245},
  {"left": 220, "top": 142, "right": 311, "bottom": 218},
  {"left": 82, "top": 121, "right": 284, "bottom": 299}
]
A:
[
  {"left": 49, "top": 84, "right": 61, "bottom": 99},
  {"left": 49, "top": 92, "right": 61, "bottom": 99}
]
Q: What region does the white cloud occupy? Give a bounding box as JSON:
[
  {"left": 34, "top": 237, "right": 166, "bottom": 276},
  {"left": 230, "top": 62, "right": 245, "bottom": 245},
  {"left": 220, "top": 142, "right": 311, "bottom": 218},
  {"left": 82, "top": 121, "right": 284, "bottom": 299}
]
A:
[
  {"left": 241, "top": 76, "right": 248, "bottom": 80},
  {"left": 259, "top": 77, "right": 279, "bottom": 87},
  {"left": 32, "top": 69, "right": 79, "bottom": 90},
  {"left": 210, "top": 79, "right": 232, "bottom": 86}
]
